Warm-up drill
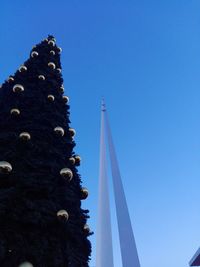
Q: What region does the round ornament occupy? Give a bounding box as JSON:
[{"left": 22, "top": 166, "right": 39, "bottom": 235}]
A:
[
  {"left": 69, "top": 128, "right": 76, "bottom": 138},
  {"left": 84, "top": 224, "right": 90, "bottom": 234},
  {"left": 48, "top": 62, "right": 56, "bottom": 69},
  {"left": 38, "top": 75, "right": 45, "bottom": 80},
  {"left": 31, "top": 51, "right": 39, "bottom": 58},
  {"left": 50, "top": 50, "right": 55, "bottom": 55},
  {"left": 19, "top": 65, "right": 27, "bottom": 72},
  {"left": 81, "top": 187, "right": 89, "bottom": 200},
  {"left": 57, "top": 47, "right": 62, "bottom": 53},
  {"left": 57, "top": 68, "right": 61, "bottom": 74},
  {"left": 18, "top": 262, "right": 33, "bottom": 267},
  {"left": 60, "top": 85, "right": 64, "bottom": 93},
  {"left": 54, "top": 127, "right": 64, "bottom": 136},
  {"left": 69, "top": 157, "right": 76, "bottom": 165},
  {"left": 57, "top": 210, "right": 69, "bottom": 221},
  {"left": 47, "top": 95, "right": 55, "bottom": 101},
  {"left": 19, "top": 132, "right": 31, "bottom": 141},
  {"left": 62, "top": 96, "right": 69, "bottom": 103},
  {"left": 60, "top": 168, "right": 73, "bottom": 181},
  {"left": 10, "top": 108, "right": 20, "bottom": 116},
  {"left": 48, "top": 40, "right": 55, "bottom": 46},
  {"left": 13, "top": 84, "right": 24, "bottom": 93},
  {"left": 7, "top": 77, "right": 14, "bottom": 83},
  {"left": 0, "top": 161, "right": 12, "bottom": 174},
  {"left": 75, "top": 155, "right": 81, "bottom": 165}
]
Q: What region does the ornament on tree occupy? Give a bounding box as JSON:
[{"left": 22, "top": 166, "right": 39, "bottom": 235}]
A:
[
  {"left": 47, "top": 95, "right": 55, "bottom": 102},
  {"left": 57, "top": 210, "right": 69, "bottom": 222},
  {"left": 18, "top": 262, "right": 33, "bottom": 267},
  {"left": 38, "top": 75, "right": 45, "bottom": 80},
  {"left": 54, "top": 126, "right": 65, "bottom": 136},
  {"left": 7, "top": 76, "right": 14, "bottom": 83},
  {"left": 19, "top": 132, "right": 31, "bottom": 141},
  {"left": 74, "top": 155, "right": 81, "bottom": 165},
  {"left": 84, "top": 224, "right": 90, "bottom": 234},
  {"left": 10, "top": 108, "right": 20, "bottom": 116},
  {"left": 57, "top": 47, "right": 62, "bottom": 53},
  {"left": 31, "top": 51, "right": 39, "bottom": 58},
  {"left": 19, "top": 65, "right": 27, "bottom": 72},
  {"left": 50, "top": 50, "right": 55, "bottom": 55},
  {"left": 57, "top": 68, "right": 61, "bottom": 74},
  {"left": 0, "top": 161, "right": 12, "bottom": 174},
  {"left": 48, "top": 62, "right": 56, "bottom": 70},
  {"left": 60, "top": 85, "right": 64, "bottom": 93},
  {"left": 69, "top": 128, "right": 76, "bottom": 138},
  {"left": 52, "top": 37, "right": 56, "bottom": 42},
  {"left": 60, "top": 168, "right": 73, "bottom": 181},
  {"left": 69, "top": 157, "right": 76, "bottom": 165},
  {"left": 13, "top": 84, "right": 24, "bottom": 93},
  {"left": 81, "top": 187, "right": 89, "bottom": 200},
  {"left": 62, "top": 96, "right": 69, "bottom": 103},
  {"left": 48, "top": 40, "right": 55, "bottom": 46}
]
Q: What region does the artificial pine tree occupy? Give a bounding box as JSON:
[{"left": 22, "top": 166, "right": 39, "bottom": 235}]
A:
[{"left": 0, "top": 36, "right": 91, "bottom": 267}]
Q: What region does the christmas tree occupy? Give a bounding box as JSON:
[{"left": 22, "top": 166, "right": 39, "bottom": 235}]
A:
[{"left": 0, "top": 36, "right": 91, "bottom": 267}]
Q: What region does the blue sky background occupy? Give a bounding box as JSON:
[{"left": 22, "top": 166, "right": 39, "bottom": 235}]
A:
[{"left": 1, "top": 1, "right": 200, "bottom": 266}]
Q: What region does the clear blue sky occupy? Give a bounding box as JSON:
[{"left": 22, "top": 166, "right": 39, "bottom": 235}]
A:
[{"left": 1, "top": 1, "right": 200, "bottom": 266}]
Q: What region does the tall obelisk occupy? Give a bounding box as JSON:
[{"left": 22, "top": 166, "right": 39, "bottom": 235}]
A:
[{"left": 96, "top": 100, "right": 114, "bottom": 267}]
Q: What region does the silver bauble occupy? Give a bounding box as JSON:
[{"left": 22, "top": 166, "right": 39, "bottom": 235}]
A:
[
  {"left": 13, "top": 84, "right": 24, "bottom": 93},
  {"left": 31, "top": 51, "right": 39, "bottom": 58},
  {"left": 60, "top": 168, "right": 73, "bottom": 181},
  {"left": 48, "top": 62, "right": 56, "bottom": 69},
  {"left": 19, "top": 65, "right": 27, "bottom": 72},
  {"left": 75, "top": 155, "right": 81, "bottom": 165},
  {"left": 69, "top": 128, "right": 76, "bottom": 137},
  {"left": 10, "top": 108, "right": 20, "bottom": 116},
  {"left": 7, "top": 76, "right": 14, "bottom": 83},
  {"left": 57, "top": 210, "right": 69, "bottom": 221},
  {"left": 57, "top": 68, "right": 61, "bottom": 74},
  {"left": 81, "top": 187, "right": 89, "bottom": 200},
  {"left": 54, "top": 126, "right": 65, "bottom": 136},
  {"left": 69, "top": 157, "right": 76, "bottom": 165},
  {"left": 50, "top": 50, "right": 55, "bottom": 55},
  {"left": 62, "top": 96, "right": 69, "bottom": 103},
  {"left": 38, "top": 75, "right": 45, "bottom": 80},
  {"left": 19, "top": 132, "right": 31, "bottom": 141},
  {"left": 84, "top": 224, "right": 90, "bottom": 233},
  {"left": 47, "top": 95, "right": 55, "bottom": 101},
  {"left": 48, "top": 40, "right": 55, "bottom": 46},
  {"left": 0, "top": 161, "right": 12, "bottom": 174},
  {"left": 57, "top": 47, "right": 62, "bottom": 53}
]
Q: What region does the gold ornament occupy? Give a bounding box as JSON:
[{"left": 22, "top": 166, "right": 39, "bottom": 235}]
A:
[
  {"left": 60, "top": 168, "right": 73, "bottom": 181},
  {"left": 19, "top": 65, "right": 27, "bottom": 72},
  {"left": 0, "top": 161, "right": 12, "bottom": 174},
  {"left": 19, "top": 132, "right": 31, "bottom": 141},
  {"left": 13, "top": 84, "right": 24, "bottom": 93},
  {"left": 75, "top": 155, "right": 81, "bottom": 165},
  {"left": 10, "top": 108, "right": 20, "bottom": 116},
  {"left": 54, "top": 126, "right": 65, "bottom": 136},
  {"left": 48, "top": 62, "right": 56, "bottom": 69},
  {"left": 84, "top": 224, "right": 90, "bottom": 233},
  {"left": 50, "top": 50, "right": 55, "bottom": 55},
  {"left": 57, "top": 210, "right": 69, "bottom": 221},
  {"left": 57, "top": 47, "right": 62, "bottom": 53},
  {"left": 81, "top": 187, "right": 89, "bottom": 200},
  {"left": 62, "top": 96, "right": 69, "bottom": 103},
  {"left": 60, "top": 85, "right": 64, "bottom": 93},
  {"left": 31, "top": 51, "right": 39, "bottom": 58},
  {"left": 18, "top": 262, "right": 34, "bottom": 267},
  {"left": 38, "top": 75, "right": 45, "bottom": 80},
  {"left": 47, "top": 95, "right": 55, "bottom": 101},
  {"left": 69, "top": 128, "right": 76, "bottom": 138},
  {"left": 57, "top": 68, "right": 61, "bottom": 74},
  {"left": 7, "top": 76, "right": 14, "bottom": 83},
  {"left": 69, "top": 157, "right": 76, "bottom": 165},
  {"left": 48, "top": 40, "right": 55, "bottom": 46}
]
